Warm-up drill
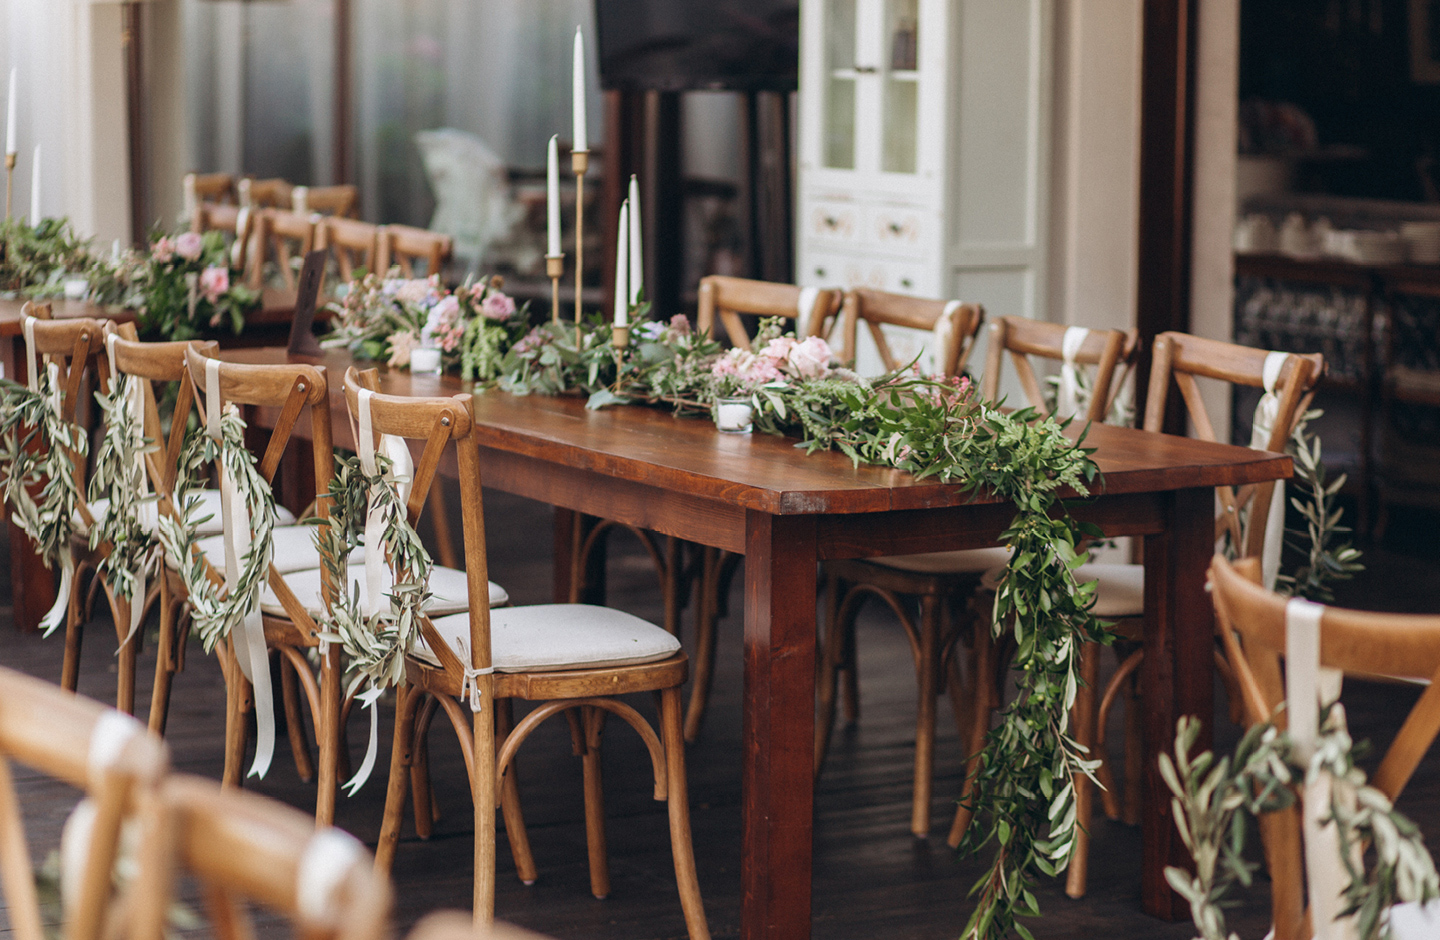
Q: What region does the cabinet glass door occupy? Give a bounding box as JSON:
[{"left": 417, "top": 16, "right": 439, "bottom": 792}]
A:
[
  {"left": 882, "top": 0, "right": 919, "bottom": 173},
  {"left": 824, "top": 0, "right": 858, "bottom": 169}
]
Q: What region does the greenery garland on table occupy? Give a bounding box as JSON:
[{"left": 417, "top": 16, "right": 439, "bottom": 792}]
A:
[
  {"left": 1162, "top": 711, "right": 1439, "bottom": 940},
  {"left": 154, "top": 404, "right": 276, "bottom": 653},
  {"left": 0, "top": 366, "right": 88, "bottom": 635},
  {"left": 87, "top": 375, "right": 164, "bottom": 611},
  {"left": 0, "top": 217, "right": 123, "bottom": 302}
]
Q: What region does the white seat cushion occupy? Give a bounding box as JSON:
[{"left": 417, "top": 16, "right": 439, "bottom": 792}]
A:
[
  {"left": 259, "top": 563, "right": 508, "bottom": 617},
  {"left": 196, "top": 525, "right": 360, "bottom": 574},
  {"left": 417, "top": 604, "right": 682, "bottom": 673},
  {"left": 978, "top": 561, "right": 1144, "bottom": 619},
  {"left": 88, "top": 490, "right": 297, "bottom": 537},
  {"left": 871, "top": 547, "right": 1012, "bottom": 575}
]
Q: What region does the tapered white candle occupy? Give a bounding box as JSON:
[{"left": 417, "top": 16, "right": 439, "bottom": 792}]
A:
[
  {"left": 628, "top": 175, "right": 642, "bottom": 306},
  {"left": 572, "top": 28, "right": 587, "bottom": 153},
  {"left": 547, "top": 135, "right": 561, "bottom": 256},
  {"left": 5, "top": 69, "right": 16, "bottom": 156},
  {"left": 613, "top": 199, "right": 629, "bottom": 327},
  {"left": 30, "top": 145, "right": 40, "bottom": 225}
]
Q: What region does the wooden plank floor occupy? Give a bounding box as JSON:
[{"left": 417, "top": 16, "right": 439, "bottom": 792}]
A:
[{"left": 2, "top": 488, "right": 1438, "bottom": 940}]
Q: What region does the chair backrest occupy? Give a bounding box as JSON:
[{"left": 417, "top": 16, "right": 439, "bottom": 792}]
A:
[
  {"left": 178, "top": 346, "right": 336, "bottom": 636},
  {"left": 318, "top": 217, "right": 381, "bottom": 283},
  {"left": 979, "top": 316, "right": 1134, "bottom": 424},
  {"left": 183, "top": 172, "right": 236, "bottom": 224},
  {"left": 695, "top": 275, "right": 849, "bottom": 362},
  {"left": 190, "top": 204, "right": 260, "bottom": 289},
  {"left": 840, "top": 288, "right": 984, "bottom": 378},
  {"left": 257, "top": 209, "right": 320, "bottom": 293},
  {"left": 1146, "top": 332, "right": 1324, "bottom": 564},
  {"left": 157, "top": 775, "right": 389, "bottom": 940},
  {"left": 378, "top": 225, "right": 454, "bottom": 279},
  {"left": 0, "top": 666, "right": 169, "bottom": 940},
  {"left": 1210, "top": 554, "right": 1440, "bottom": 940},
  {"left": 293, "top": 184, "right": 358, "bottom": 218},
  {"left": 238, "top": 177, "right": 295, "bottom": 211}
]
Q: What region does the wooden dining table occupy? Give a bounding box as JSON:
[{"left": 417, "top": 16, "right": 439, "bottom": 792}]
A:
[{"left": 208, "top": 347, "right": 1291, "bottom": 938}]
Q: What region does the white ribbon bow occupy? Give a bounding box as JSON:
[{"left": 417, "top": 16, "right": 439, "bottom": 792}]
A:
[
  {"left": 795, "top": 287, "right": 820, "bottom": 340},
  {"left": 25, "top": 313, "right": 77, "bottom": 637},
  {"left": 454, "top": 638, "right": 494, "bottom": 714},
  {"left": 1055, "top": 326, "right": 1089, "bottom": 420},
  {"left": 296, "top": 829, "right": 365, "bottom": 925},
  {"left": 1285, "top": 597, "right": 1359, "bottom": 940},
  {"left": 928, "top": 301, "right": 962, "bottom": 376},
  {"left": 205, "top": 359, "right": 274, "bottom": 779},
  {"left": 1250, "top": 351, "right": 1289, "bottom": 591}
]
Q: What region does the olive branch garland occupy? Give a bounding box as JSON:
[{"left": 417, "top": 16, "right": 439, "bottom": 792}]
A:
[
  {"left": 87, "top": 374, "right": 164, "bottom": 608},
  {"left": 312, "top": 452, "right": 433, "bottom": 691},
  {"left": 153, "top": 405, "right": 276, "bottom": 653},
  {"left": 0, "top": 367, "right": 88, "bottom": 635},
  {"left": 1162, "top": 710, "right": 1439, "bottom": 940}
]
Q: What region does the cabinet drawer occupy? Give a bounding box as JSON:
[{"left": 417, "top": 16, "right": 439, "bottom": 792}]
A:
[
  {"left": 804, "top": 198, "right": 863, "bottom": 247},
  {"left": 800, "top": 249, "right": 939, "bottom": 297},
  {"left": 867, "top": 204, "right": 932, "bottom": 253}
]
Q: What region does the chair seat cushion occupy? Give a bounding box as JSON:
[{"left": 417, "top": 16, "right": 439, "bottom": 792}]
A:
[
  {"left": 871, "top": 547, "right": 1012, "bottom": 575},
  {"left": 259, "top": 563, "right": 507, "bottom": 617},
  {"left": 87, "top": 490, "right": 297, "bottom": 537},
  {"left": 197, "top": 526, "right": 362, "bottom": 574},
  {"left": 979, "top": 561, "right": 1145, "bottom": 619},
  {"left": 416, "top": 604, "right": 682, "bottom": 673}
]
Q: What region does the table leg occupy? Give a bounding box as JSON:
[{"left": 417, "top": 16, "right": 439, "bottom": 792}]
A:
[
  {"left": 741, "top": 511, "right": 817, "bottom": 940},
  {"left": 1141, "top": 486, "right": 1214, "bottom": 919}
]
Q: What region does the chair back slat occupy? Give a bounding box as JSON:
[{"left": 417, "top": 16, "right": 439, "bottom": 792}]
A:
[
  {"left": 184, "top": 172, "right": 236, "bottom": 225},
  {"left": 841, "top": 288, "right": 984, "bottom": 378},
  {"left": 979, "top": 316, "right": 1134, "bottom": 424},
  {"left": 239, "top": 177, "right": 295, "bottom": 211},
  {"left": 379, "top": 225, "right": 453, "bottom": 279},
  {"left": 292, "top": 184, "right": 358, "bottom": 218},
  {"left": 257, "top": 210, "right": 319, "bottom": 293},
  {"left": 695, "top": 275, "right": 848, "bottom": 361},
  {"left": 318, "top": 218, "right": 380, "bottom": 283},
  {"left": 192, "top": 204, "right": 261, "bottom": 289}
]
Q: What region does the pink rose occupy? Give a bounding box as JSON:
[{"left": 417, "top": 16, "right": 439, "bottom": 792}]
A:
[
  {"left": 150, "top": 237, "right": 175, "bottom": 263},
  {"left": 786, "top": 336, "right": 832, "bottom": 379},
  {"left": 759, "top": 336, "right": 795, "bottom": 364},
  {"left": 481, "top": 291, "right": 516, "bottom": 321},
  {"left": 199, "top": 265, "right": 229, "bottom": 302},
  {"left": 175, "top": 231, "right": 204, "bottom": 261}
]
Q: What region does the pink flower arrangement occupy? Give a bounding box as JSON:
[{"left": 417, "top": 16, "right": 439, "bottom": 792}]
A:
[
  {"left": 786, "top": 336, "right": 832, "bottom": 379},
  {"left": 175, "top": 231, "right": 204, "bottom": 261},
  {"left": 712, "top": 334, "right": 836, "bottom": 389},
  {"left": 150, "top": 238, "right": 176, "bottom": 263},
  {"left": 198, "top": 265, "right": 230, "bottom": 303}
]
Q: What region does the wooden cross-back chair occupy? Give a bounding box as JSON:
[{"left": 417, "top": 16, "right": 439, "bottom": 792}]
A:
[
  {"left": 154, "top": 774, "right": 391, "bottom": 940},
  {"left": 378, "top": 225, "right": 454, "bottom": 278},
  {"left": 811, "top": 315, "right": 1134, "bottom": 840},
  {"left": 256, "top": 209, "right": 320, "bottom": 294},
  {"left": 838, "top": 287, "right": 986, "bottom": 377},
  {"left": 1210, "top": 554, "right": 1440, "bottom": 940},
  {"left": 190, "top": 203, "right": 262, "bottom": 290},
  {"left": 173, "top": 346, "right": 344, "bottom": 823},
  {"left": 238, "top": 176, "right": 295, "bottom": 211},
  {"left": 0, "top": 667, "right": 169, "bottom": 940},
  {"left": 344, "top": 369, "right": 709, "bottom": 938},
  {"left": 318, "top": 217, "right": 381, "bottom": 283},
  {"left": 406, "top": 910, "right": 554, "bottom": 940},
  {"left": 1052, "top": 333, "right": 1325, "bottom": 899},
  {"left": 695, "top": 275, "right": 848, "bottom": 359},
  {"left": 183, "top": 172, "right": 236, "bottom": 225},
  {"left": 293, "top": 184, "right": 359, "bottom": 218}
]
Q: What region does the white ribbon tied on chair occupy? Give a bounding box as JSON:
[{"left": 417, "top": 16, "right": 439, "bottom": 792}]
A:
[
  {"left": 1250, "top": 352, "right": 1289, "bottom": 591},
  {"left": 795, "top": 287, "right": 819, "bottom": 341},
  {"left": 59, "top": 711, "right": 145, "bottom": 911},
  {"left": 1286, "top": 596, "right": 1358, "bottom": 940},
  {"left": 343, "top": 389, "right": 415, "bottom": 796},
  {"left": 27, "top": 314, "right": 77, "bottom": 637},
  {"left": 296, "top": 828, "right": 365, "bottom": 925},
  {"left": 206, "top": 359, "right": 275, "bottom": 779},
  {"left": 454, "top": 638, "right": 493, "bottom": 714},
  {"left": 1056, "top": 326, "right": 1089, "bottom": 420},
  {"left": 927, "top": 301, "right": 962, "bottom": 377}
]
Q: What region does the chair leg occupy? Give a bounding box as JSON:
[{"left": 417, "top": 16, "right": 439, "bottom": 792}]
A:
[
  {"left": 661, "top": 686, "right": 712, "bottom": 940},
  {"left": 496, "top": 699, "right": 537, "bottom": 885},
  {"left": 1122, "top": 666, "right": 1144, "bottom": 827},
  {"left": 148, "top": 581, "right": 177, "bottom": 736},
  {"left": 683, "top": 547, "right": 721, "bottom": 743},
  {"left": 412, "top": 695, "right": 439, "bottom": 839},
  {"left": 280, "top": 654, "right": 315, "bottom": 784},
  {"left": 221, "top": 644, "right": 251, "bottom": 788},
  {"left": 579, "top": 706, "right": 611, "bottom": 900},
  {"left": 911, "top": 596, "right": 941, "bottom": 838},
  {"left": 1095, "top": 646, "right": 1143, "bottom": 822},
  {"left": 375, "top": 685, "right": 422, "bottom": 875},
  {"left": 116, "top": 618, "right": 137, "bottom": 716},
  {"left": 61, "top": 593, "right": 84, "bottom": 693},
  {"left": 1065, "top": 640, "right": 1101, "bottom": 899},
  {"left": 948, "top": 623, "right": 995, "bottom": 849},
  {"left": 315, "top": 644, "right": 341, "bottom": 827}
]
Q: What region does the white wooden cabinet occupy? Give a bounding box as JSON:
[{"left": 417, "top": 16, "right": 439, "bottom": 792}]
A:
[{"left": 797, "top": 0, "right": 1053, "bottom": 375}]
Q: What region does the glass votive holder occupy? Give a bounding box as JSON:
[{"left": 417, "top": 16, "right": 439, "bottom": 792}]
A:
[
  {"left": 714, "top": 396, "right": 754, "bottom": 433},
  {"left": 409, "top": 346, "right": 443, "bottom": 375},
  {"left": 63, "top": 278, "right": 89, "bottom": 301}
]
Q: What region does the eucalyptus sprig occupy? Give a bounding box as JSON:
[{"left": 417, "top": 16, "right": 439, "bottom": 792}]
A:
[{"left": 154, "top": 405, "right": 276, "bottom": 652}]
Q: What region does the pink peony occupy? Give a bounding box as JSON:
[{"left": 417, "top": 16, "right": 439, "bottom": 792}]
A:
[
  {"left": 759, "top": 336, "right": 795, "bottom": 364},
  {"left": 786, "top": 336, "right": 833, "bottom": 379},
  {"left": 739, "top": 353, "right": 783, "bottom": 385},
  {"left": 150, "top": 237, "right": 175, "bottom": 263},
  {"left": 480, "top": 291, "right": 516, "bottom": 321},
  {"left": 175, "top": 231, "right": 204, "bottom": 261},
  {"left": 387, "top": 331, "right": 417, "bottom": 367},
  {"left": 198, "top": 265, "right": 229, "bottom": 302}
]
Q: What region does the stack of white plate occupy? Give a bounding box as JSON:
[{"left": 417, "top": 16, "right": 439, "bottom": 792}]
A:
[
  {"left": 1350, "top": 230, "right": 1408, "bottom": 265},
  {"left": 1401, "top": 221, "right": 1440, "bottom": 264}
]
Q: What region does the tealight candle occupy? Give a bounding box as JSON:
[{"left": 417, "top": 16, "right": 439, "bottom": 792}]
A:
[{"left": 410, "top": 346, "right": 442, "bottom": 375}]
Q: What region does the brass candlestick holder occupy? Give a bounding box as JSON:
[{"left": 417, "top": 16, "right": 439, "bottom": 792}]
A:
[
  {"left": 545, "top": 254, "right": 565, "bottom": 324},
  {"left": 4, "top": 152, "right": 15, "bottom": 220},
  {"left": 571, "top": 149, "right": 589, "bottom": 345},
  {"left": 611, "top": 322, "right": 629, "bottom": 392}
]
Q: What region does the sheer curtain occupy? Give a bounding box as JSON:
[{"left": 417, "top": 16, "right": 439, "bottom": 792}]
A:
[{"left": 353, "top": 0, "right": 599, "bottom": 225}]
